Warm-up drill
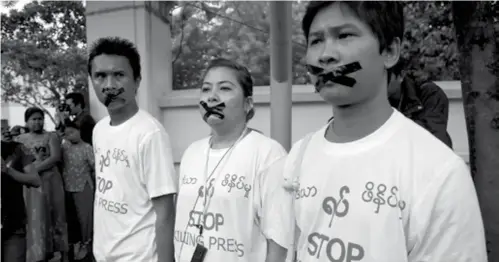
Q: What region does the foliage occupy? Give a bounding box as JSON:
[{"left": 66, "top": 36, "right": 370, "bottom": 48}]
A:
[
  {"left": 171, "top": 1, "right": 461, "bottom": 90},
  {"left": 1, "top": 0, "right": 87, "bottom": 123}
]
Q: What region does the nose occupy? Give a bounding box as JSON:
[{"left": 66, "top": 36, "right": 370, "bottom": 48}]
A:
[
  {"left": 104, "top": 76, "right": 117, "bottom": 89},
  {"left": 318, "top": 39, "right": 340, "bottom": 68},
  {"left": 206, "top": 90, "right": 220, "bottom": 104}
]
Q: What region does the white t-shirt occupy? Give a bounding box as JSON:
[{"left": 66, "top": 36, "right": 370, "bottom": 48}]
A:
[
  {"left": 174, "top": 130, "right": 289, "bottom": 262},
  {"left": 92, "top": 109, "right": 178, "bottom": 262},
  {"left": 280, "top": 109, "right": 486, "bottom": 262}
]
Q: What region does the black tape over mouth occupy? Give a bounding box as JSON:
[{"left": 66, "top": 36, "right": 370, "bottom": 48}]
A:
[
  {"left": 103, "top": 88, "right": 125, "bottom": 106},
  {"left": 307, "top": 62, "right": 362, "bottom": 91},
  {"left": 200, "top": 101, "right": 226, "bottom": 121}
]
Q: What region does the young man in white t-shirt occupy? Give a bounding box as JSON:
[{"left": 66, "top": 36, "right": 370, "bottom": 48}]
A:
[
  {"left": 88, "top": 37, "right": 177, "bottom": 262},
  {"left": 277, "top": 2, "right": 487, "bottom": 262}
]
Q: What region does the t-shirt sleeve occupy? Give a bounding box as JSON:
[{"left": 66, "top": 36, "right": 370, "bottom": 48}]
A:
[
  {"left": 254, "top": 143, "right": 293, "bottom": 249},
  {"left": 140, "top": 129, "right": 178, "bottom": 199},
  {"left": 407, "top": 157, "right": 487, "bottom": 262}
]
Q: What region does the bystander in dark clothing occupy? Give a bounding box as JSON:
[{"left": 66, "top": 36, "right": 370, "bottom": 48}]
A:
[
  {"left": 388, "top": 76, "right": 453, "bottom": 148},
  {"left": 1, "top": 135, "right": 40, "bottom": 262},
  {"left": 56, "top": 92, "right": 96, "bottom": 146},
  {"left": 387, "top": 58, "right": 453, "bottom": 148}
]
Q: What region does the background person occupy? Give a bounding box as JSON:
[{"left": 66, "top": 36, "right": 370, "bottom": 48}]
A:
[{"left": 388, "top": 58, "right": 453, "bottom": 148}]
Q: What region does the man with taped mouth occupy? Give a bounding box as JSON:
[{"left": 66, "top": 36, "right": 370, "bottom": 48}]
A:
[
  {"left": 272, "top": 2, "right": 487, "bottom": 262},
  {"left": 88, "top": 37, "right": 177, "bottom": 262},
  {"left": 174, "top": 58, "right": 289, "bottom": 262}
]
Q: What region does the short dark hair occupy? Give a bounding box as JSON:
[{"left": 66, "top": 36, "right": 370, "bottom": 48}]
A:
[
  {"left": 302, "top": 1, "right": 405, "bottom": 53},
  {"left": 64, "top": 119, "right": 80, "bottom": 130},
  {"left": 88, "top": 37, "right": 142, "bottom": 80},
  {"left": 24, "top": 107, "right": 44, "bottom": 122},
  {"left": 203, "top": 58, "right": 255, "bottom": 121},
  {"left": 65, "top": 92, "right": 85, "bottom": 109}
]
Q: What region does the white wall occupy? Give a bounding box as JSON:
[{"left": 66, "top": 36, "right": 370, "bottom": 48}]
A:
[{"left": 0, "top": 102, "right": 57, "bottom": 131}]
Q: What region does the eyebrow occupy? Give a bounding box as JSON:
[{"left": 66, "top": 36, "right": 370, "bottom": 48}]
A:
[
  {"left": 93, "top": 69, "right": 126, "bottom": 74},
  {"left": 309, "top": 23, "right": 359, "bottom": 37},
  {"left": 202, "top": 80, "right": 235, "bottom": 86}
]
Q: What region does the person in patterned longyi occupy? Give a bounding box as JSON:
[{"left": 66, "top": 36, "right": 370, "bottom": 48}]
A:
[
  {"left": 61, "top": 120, "right": 95, "bottom": 261},
  {"left": 16, "top": 107, "right": 68, "bottom": 262}
]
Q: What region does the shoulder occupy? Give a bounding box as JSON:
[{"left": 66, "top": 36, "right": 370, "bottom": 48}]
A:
[
  {"left": 418, "top": 81, "right": 448, "bottom": 100},
  {"left": 81, "top": 113, "right": 96, "bottom": 124},
  {"left": 247, "top": 131, "right": 286, "bottom": 154},
  {"left": 61, "top": 140, "right": 70, "bottom": 149},
  {"left": 15, "top": 133, "right": 29, "bottom": 142},
  {"left": 181, "top": 137, "right": 210, "bottom": 160},
  {"left": 45, "top": 131, "right": 60, "bottom": 141},
  {"left": 94, "top": 116, "right": 110, "bottom": 132},
  {"left": 137, "top": 110, "right": 165, "bottom": 128},
  {"left": 82, "top": 142, "right": 93, "bottom": 151},
  {"left": 395, "top": 111, "right": 464, "bottom": 178},
  {"left": 134, "top": 110, "right": 169, "bottom": 138},
  {"left": 242, "top": 131, "right": 288, "bottom": 170},
  {"left": 287, "top": 127, "right": 324, "bottom": 163}
]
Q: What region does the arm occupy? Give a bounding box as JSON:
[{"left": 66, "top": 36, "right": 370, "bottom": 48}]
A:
[
  {"left": 416, "top": 83, "right": 453, "bottom": 148},
  {"left": 152, "top": 194, "right": 176, "bottom": 262},
  {"left": 3, "top": 144, "right": 41, "bottom": 187},
  {"left": 253, "top": 145, "right": 292, "bottom": 262},
  {"left": 407, "top": 157, "right": 487, "bottom": 261},
  {"left": 85, "top": 144, "right": 96, "bottom": 184},
  {"left": 34, "top": 133, "right": 61, "bottom": 172},
  {"left": 140, "top": 129, "right": 178, "bottom": 262},
  {"left": 5, "top": 163, "right": 41, "bottom": 187}
]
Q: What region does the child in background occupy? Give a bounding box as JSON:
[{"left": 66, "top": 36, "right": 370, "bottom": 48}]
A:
[{"left": 61, "top": 120, "right": 95, "bottom": 261}]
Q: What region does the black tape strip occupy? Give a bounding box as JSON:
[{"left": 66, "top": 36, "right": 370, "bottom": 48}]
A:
[
  {"left": 103, "top": 88, "right": 125, "bottom": 106},
  {"left": 307, "top": 62, "right": 362, "bottom": 77},
  {"left": 308, "top": 62, "right": 362, "bottom": 89},
  {"left": 200, "top": 101, "right": 226, "bottom": 121}
]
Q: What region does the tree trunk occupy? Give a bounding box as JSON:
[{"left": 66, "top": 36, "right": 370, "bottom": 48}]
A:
[{"left": 452, "top": 2, "right": 499, "bottom": 260}]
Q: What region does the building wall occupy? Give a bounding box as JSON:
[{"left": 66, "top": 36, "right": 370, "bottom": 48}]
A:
[{"left": 1, "top": 102, "right": 57, "bottom": 131}]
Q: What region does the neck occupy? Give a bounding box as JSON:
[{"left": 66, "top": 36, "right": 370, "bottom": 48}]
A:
[
  {"left": 108, "top": 101, "right": 139, "bottom": 126},
  {"left": 210, "top": 121, "right": 247, "bottom": 149},
  {"left": 327, "top": 91, "right": 393, "bottom": 143}
]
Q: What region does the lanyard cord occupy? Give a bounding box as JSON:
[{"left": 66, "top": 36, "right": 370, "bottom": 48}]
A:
[
  {"left": 177, "top": 128, "right": 250, "bottom": 260},
  {"left": 200, "top": 127, "right": 250, "bottom": 230}
]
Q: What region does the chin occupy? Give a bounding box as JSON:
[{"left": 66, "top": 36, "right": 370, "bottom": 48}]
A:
[
  {"left": 205, "top": 117, "right": 225, "bottom": 126},
  {"left": 105, "top": 100, "right": 126, "bottom": 111}
]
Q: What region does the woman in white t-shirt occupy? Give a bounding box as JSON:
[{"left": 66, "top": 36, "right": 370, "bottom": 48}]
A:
[{"left": 174, "top": 58, "right": 291, "bottom": 262}]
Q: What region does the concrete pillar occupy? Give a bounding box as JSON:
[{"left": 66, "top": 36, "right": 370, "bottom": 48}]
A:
[
  {"left": 85, "top": 1, "right": 173, "bottom": 122},
  {"left": 269, "top": 1, "right": 293, "bottom": 151}
]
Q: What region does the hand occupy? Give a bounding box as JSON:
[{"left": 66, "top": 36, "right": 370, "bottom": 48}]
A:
[{"left": 33, "top": 160, "right": 43, "bottom": 172}]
